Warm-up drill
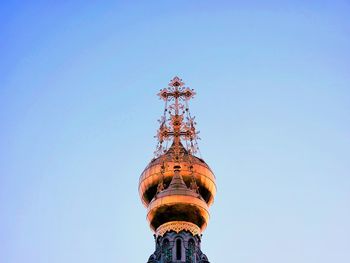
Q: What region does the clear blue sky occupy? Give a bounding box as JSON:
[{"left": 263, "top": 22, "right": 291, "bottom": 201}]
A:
[{"left": 1, "top": 1, "right": 349, "bottom": 262}]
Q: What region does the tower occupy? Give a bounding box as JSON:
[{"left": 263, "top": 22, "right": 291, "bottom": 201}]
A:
[{"left": 139, "top": 77, "right": 216, "bottom": 263}]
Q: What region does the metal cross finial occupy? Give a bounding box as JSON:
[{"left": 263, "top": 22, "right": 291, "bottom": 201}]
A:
[
  {"left": 157, "top": 76, "right": 196, "bottom": 115},
  {"left": 154, "top": 77, "right": 200, "bottom": 161}
]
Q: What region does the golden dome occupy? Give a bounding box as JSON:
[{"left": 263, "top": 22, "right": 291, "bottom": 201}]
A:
[
  {"left": 138, "top": 142, "right": 217, "bottom": 208},
  {"left": 146, "top": 165, "right": 210, "bottom": 232},
  {"left": 139, "top": 76, "right": 216, "bottom": 235}
]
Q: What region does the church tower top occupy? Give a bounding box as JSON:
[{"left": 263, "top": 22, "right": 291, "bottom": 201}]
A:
[{"left": 139, "top": 77, "right": 216, "bottom": 263}]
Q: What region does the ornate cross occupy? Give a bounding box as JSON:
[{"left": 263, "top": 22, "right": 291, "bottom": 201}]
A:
[
  {"left": 158, "top": 76, "right": 196, "bottom": 115},
  {"left": 155, "top": 77, "right": 199, "bottom": 160}
]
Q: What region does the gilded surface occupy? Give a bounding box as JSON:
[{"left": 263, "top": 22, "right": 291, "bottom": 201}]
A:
[
  {"left": 139, "top": 158, "right": 217, "bottom": 207},
  {"left": 156, "top": 221, "right": 201, "bottom": 237},
  {"left": 146, "top": 194, "right": 210, "bottom": 232},
  {"left": 140, "top": 77, "right": 216, "bottom": 245}
]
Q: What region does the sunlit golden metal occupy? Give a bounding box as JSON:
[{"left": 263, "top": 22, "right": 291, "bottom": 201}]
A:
[
  {"left": 156, "top": 221, "right": 201, "bottom": 237},
  {"left": 140, "top": 77, "right": 216, "bottom": 235}
]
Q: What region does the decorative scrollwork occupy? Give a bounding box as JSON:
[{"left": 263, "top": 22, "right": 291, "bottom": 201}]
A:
[
  {"left": 156, "top": 221, "right": 201, "bottom": 237},
  {"left": 154, "top": 76, "right": 201, "bottom": 160}
]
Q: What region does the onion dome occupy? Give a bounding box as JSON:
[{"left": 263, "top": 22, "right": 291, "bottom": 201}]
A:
[
  {"left": 146, "top": 165, "right": 210, "bottom": 233},
  {"left": 139, "top": 76, "right": 216, "bottom": 236},
  {"left": 139, "top": 142, "right": 216, "bottom": 207}
]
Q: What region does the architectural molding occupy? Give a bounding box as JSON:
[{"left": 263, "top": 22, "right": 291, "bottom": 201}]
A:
[{"left": 156, "top": 221, "right": 201, "bottom": 237}]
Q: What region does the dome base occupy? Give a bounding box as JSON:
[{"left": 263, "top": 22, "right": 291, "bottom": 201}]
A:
[{"left": 156, "top": 221, "right": 201, "bottom": 237}]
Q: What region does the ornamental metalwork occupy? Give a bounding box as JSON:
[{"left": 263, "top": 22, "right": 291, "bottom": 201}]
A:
[
  {"left": 141, "top": 76, "right": 215, "bottom": 263},
  {"left": 154, "top": 76, "right": 200, "bottom": 160},
  {"left": 156, "top": 221, "right": 201, "bottom": 237}
]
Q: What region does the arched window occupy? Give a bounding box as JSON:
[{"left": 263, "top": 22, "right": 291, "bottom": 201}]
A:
[{"left": 176, "top": 239, "right": 182, "bottom": 260}]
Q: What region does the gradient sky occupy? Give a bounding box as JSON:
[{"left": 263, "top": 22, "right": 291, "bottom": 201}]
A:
[{"left": 1, "top": 1, "right": 350, "bottom": 263}]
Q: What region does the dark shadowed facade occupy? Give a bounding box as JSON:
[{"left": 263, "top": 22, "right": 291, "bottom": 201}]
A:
[{"left": 139, "top": 77, "right": 216, "bottom": 263}]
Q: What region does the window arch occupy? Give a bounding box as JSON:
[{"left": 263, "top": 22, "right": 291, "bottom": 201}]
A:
[{"left": 176, "top": 239, "right": 182, "bottom": 260}]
